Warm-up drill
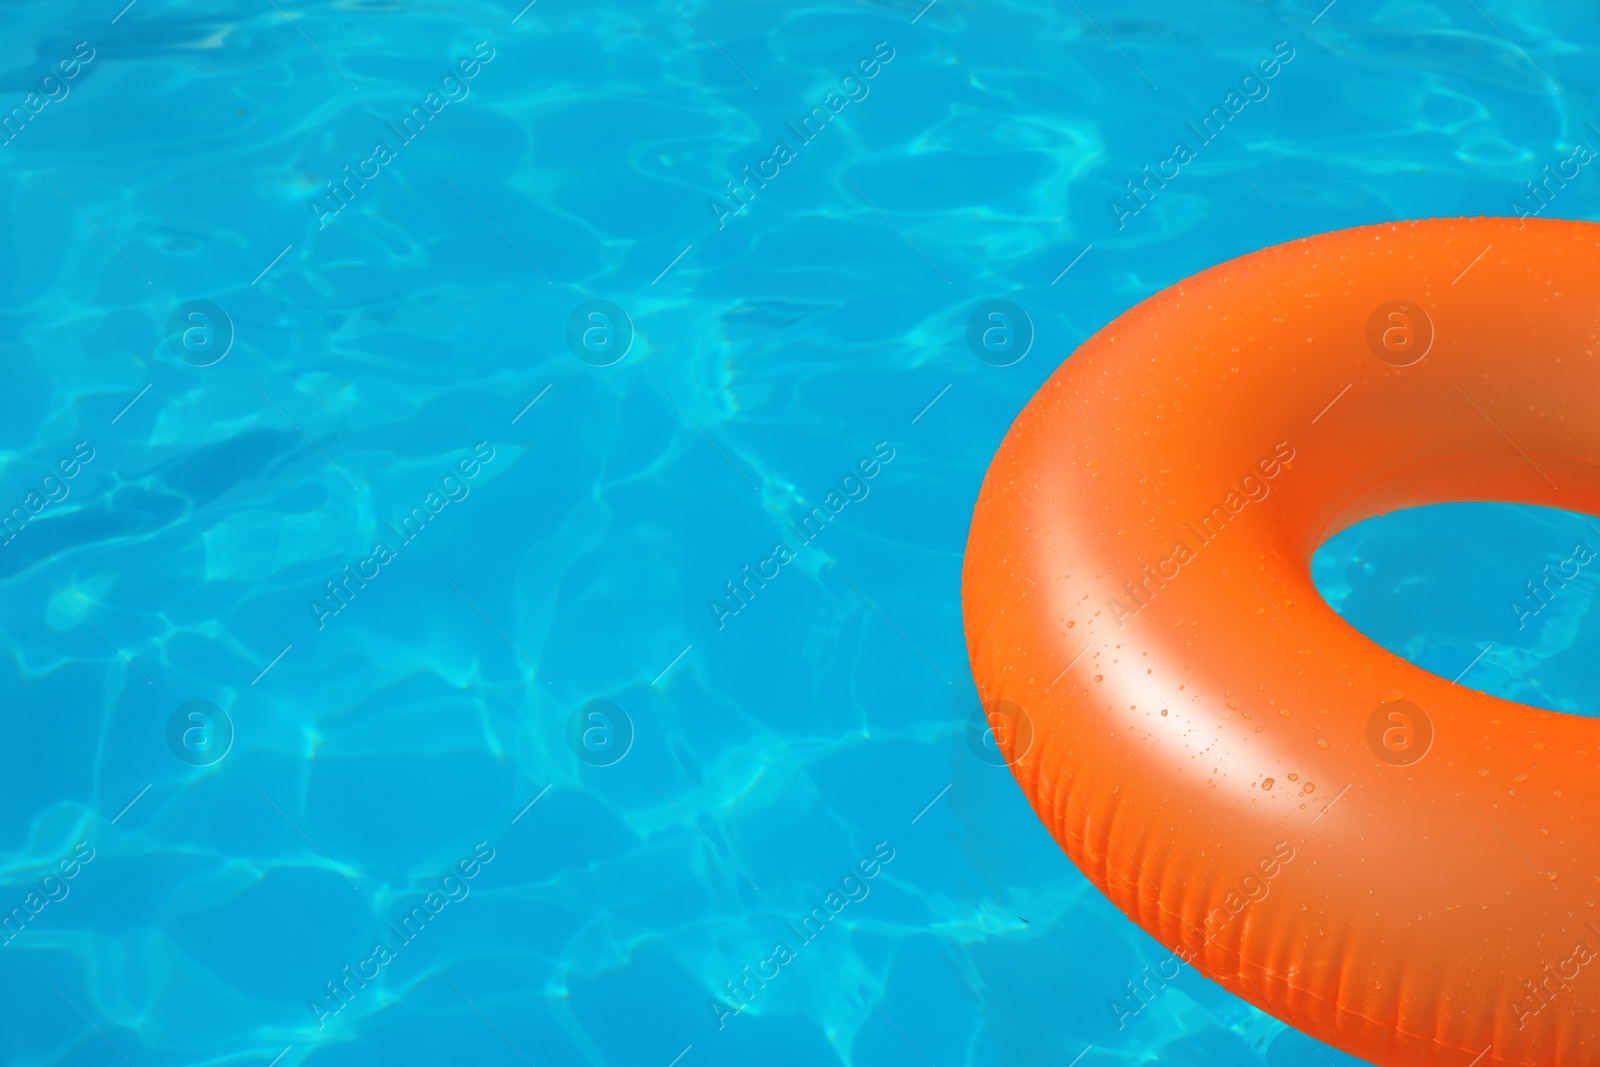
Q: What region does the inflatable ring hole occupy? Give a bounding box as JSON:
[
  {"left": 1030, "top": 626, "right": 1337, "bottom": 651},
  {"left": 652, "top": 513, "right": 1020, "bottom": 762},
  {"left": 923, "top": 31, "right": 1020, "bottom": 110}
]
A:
[{"left": 1311, "top": 500, "right": 1600, "bottom": 717}]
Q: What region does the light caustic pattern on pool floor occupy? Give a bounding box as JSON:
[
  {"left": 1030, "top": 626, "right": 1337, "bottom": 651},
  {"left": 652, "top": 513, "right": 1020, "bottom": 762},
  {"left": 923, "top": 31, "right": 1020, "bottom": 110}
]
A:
[{"left": 0, "top": 0, "right": 1596, "bottom": 1065}]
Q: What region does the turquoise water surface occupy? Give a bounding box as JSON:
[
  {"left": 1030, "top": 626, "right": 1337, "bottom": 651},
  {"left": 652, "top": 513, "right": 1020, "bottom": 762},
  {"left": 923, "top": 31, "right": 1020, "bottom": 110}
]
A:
[{"left": 1, "top": 1, "right": 1597, "bottom": 1065}]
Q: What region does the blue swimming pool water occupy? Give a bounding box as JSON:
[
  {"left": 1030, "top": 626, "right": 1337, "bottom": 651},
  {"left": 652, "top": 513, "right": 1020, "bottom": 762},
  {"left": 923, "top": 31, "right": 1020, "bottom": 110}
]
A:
[{"left": 1, "top": 1, "right": 1596, "bottom": 1064}]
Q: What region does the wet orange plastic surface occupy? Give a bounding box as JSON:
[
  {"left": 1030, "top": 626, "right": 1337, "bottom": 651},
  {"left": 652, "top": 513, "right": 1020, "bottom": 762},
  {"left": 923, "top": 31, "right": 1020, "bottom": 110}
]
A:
[{"left": 962, "top": 218, "right": 1600, "bottom": 1067}]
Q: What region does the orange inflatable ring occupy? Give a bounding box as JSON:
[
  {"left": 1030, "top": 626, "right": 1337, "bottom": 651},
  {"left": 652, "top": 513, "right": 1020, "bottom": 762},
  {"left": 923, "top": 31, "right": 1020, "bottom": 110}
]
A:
[{"left": 963, "top": 217, "right": 1600, "bottom": 1067}]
